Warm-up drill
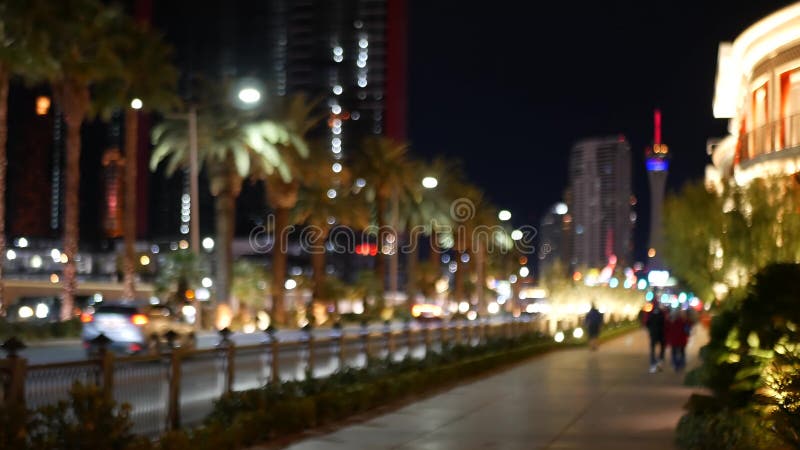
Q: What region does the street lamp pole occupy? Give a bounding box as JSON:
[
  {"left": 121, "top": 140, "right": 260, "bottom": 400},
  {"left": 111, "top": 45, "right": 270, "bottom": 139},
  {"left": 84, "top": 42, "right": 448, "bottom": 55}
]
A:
[{"left": 187, "top": 106, "right": 200, "bottom": 253}]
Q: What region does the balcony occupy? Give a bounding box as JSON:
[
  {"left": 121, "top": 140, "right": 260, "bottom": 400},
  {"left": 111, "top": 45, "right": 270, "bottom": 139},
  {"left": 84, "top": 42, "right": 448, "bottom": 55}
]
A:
[{"left": 735, "top": 114, "right": 800, "bottom": 183}]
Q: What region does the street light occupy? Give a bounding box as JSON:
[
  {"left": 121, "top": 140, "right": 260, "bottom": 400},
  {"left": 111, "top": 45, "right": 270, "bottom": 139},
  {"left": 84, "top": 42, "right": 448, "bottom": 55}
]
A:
[
  {"left": 498, "top": 210, "right": 511, "bottom": 221},
  {"left": 421, "top": 176, "right": 438, "bottom": 189},
  {"left": 237, "top": 88, "right": 261, "bottom": 105}
]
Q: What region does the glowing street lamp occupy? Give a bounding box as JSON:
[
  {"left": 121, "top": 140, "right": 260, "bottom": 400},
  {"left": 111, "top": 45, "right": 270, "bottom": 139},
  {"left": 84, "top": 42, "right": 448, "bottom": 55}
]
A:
[
  {"left": 498, "top": 210, "right": 512, "bottom": 221},
  {"left": 421, "top": 176, "right": 438, "bottom": 189},
  {"left": 237, "top": 87, "right": 261, "bottom": 105}
]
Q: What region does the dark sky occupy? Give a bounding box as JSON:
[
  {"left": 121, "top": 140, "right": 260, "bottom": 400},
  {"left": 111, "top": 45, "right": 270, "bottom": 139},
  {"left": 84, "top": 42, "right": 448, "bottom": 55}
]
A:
[{"left": 407, "top": 0, "right": 794, "bottom": 259}]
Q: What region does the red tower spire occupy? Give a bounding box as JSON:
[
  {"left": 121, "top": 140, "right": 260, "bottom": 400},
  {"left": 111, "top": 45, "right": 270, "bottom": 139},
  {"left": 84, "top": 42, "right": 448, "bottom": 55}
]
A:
[{"left": 654, "top": 109, "right": 661, "bottom": 146}]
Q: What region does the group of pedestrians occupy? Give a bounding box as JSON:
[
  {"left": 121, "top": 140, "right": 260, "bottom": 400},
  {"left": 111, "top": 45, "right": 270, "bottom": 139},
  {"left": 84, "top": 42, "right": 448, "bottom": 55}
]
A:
[{"left": 643, "top": 304, "right": 692, "bottom": 373}]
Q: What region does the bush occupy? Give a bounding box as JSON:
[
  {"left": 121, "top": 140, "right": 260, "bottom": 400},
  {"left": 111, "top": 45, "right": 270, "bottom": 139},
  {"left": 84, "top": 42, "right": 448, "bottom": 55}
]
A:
[
  {"left": 676, "top": 407, "right": 782, "bottom": 450},
  {"left": 0, "top": 319, "right": 82, "bottom": 341}
]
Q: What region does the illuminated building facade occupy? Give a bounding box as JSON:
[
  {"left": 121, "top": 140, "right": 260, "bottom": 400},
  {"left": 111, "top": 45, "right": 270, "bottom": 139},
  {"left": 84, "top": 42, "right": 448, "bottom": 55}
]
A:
[
  {"left": 709, "top": 3, "right": 800, "bottom": 187},
  {"left": 646, "top": 110, "right": 669, "bottom": 269},
  {"left": 568, "top": 137, "right": 633, "bottom": 269},
  {"left": 269, "top": 0, "right": 408, "bottom": 195}
]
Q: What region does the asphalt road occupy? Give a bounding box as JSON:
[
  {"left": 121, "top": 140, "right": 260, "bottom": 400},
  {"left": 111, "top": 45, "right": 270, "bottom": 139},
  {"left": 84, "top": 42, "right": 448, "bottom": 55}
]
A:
[
  {"left": 19, "top": 318, "right": 529, "bottom": 436},
  {"left": 20, "top": 321, "right": 441, "bottom": 364}
]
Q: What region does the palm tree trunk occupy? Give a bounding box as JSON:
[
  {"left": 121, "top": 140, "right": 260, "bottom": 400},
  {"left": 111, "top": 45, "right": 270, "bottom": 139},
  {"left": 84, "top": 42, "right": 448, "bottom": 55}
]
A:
[
  {"left": 374, "top": 198, "right": 387, "bottom": 292},
  {"left": 475, "top": 243, "right": 486, "bottom": 314},
  {"left": 122, "top": 108, "right": 138, "bottom": 299},
  {"left": 58, "top": 82, "right": 89, "bottom": 321},
  {"left": 271, "top": 206, "right": 289, "bottom": 325},
  {"left": 405, "top": 228, "right": 419, "bottom": 307},
  {"left": 310, "top": 232, "right": 328, "bottom": 310},
  {"left": 428, "top": 230, "right": 440, "bottom": 267},
  {"left": 215, "top": 184, "right": 236, "bottom": 310},
  {"left": 0, "top": 65, "right": 8, "bottom": 311},
  {"left": 453, "top": 253, "right": 464, "bottom": 302}
]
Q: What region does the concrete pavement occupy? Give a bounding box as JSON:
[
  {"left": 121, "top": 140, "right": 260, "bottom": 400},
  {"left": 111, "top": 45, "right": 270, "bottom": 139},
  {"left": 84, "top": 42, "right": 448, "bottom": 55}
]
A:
[{"left": 278, "top": 327, "right": 707, "bottom": 450}]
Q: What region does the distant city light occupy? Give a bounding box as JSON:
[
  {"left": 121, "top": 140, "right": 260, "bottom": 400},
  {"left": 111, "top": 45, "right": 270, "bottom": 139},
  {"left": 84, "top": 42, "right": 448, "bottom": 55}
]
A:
[
  {"left": 498, "top": 210, "right": 512, "bottom": 221},
  {"left": 285, "top": 279, "right": 297, "bottom": 290},
  {"left": 201, "top": 277, "right": 213, "bottom": 288},
  {"left": 17, "top": 237, "right": 28, "bottom": 248},
  {"left": 327, "top": 189, "right": 337, "bottom": 199},
  {"left": 519, "top": 266, "right": 530, "bottom": 277},
  {"left": 554, "top": 331, "right": 565, "bottom": 343},
  {"left": 139, "top": 255, "right": 150, "bottom": 266},
  {"left": 331, "top": 105, "right": 342, "bottom": 114},
  {"left": 555, "top": 203, "right": 568, "bottom": 215},
  {"left": 50, "top": 248, "right": 60, "bottom": 262},
  {"left": 130, "top": 98, "right": 143, "bottom": 110},
  {"left": 202, "top": 237, "right": 215, "bottom": 251},
  {"left": 467, "top": 311, "right": 477, "bottom": 320},
  {"left": 609, "top": 277, "right": 619, "bottom": 288},
  {"left": 332, "top": 163, "right": 342, "bottom": 173},
  {"left": 487, "top": 302, "right": 500, "bottom": 314},
  {"left": 49, "top": 273, "right": 59, "bottom": 284},
  {"left": 35, "top": 96, "right": 51, "bottom": 115},
  {"left": 332, "top": 85, "right": 343, "bottom": 95},
  {"left": 355, "top": 178, "right": 366, "bottom": 188},
  {"left": 179, "top": 240, "right": 189, "bottom": 250},
  {"left": 30, "top": 255, "right": 42, "bottom": 269},
  {"left": 6, "top": 249, "right": 16, "bottom": 261},
  {"left": 421, "top": 176, "right": 438, "bottom": 189},
  {"left": 648, "top": 248, "right": 657, "bottom": 258},
  {"left": 511, "top": 230, "right": 524, "bottom": 241},
  {"left": 637, "top": 278, "right": 648, "bottom": 290},
  {"left": 573, "top": 327, "right": 584, "bottom": 339}
]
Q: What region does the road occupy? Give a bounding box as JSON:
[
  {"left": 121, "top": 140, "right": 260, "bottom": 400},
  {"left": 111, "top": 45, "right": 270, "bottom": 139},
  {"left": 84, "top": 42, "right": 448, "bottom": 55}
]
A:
[
  {"left": 19, "top": 317, "right": 530, "bottom": 436},
  {"left": 277, "top": 327, "right": 707, "bottom": 450},
  {"left": 19, "top": 320, "right": 468, "bottom": 364}
]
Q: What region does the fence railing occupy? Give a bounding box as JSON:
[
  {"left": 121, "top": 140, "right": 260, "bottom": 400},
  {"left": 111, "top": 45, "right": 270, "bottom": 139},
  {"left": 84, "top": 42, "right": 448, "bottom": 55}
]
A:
[
  {"left": 739, "top": 113, "right": 800, "bottom": 163},
  {"left": 0, "top": 318, "right": 548, "bottom": 436}
]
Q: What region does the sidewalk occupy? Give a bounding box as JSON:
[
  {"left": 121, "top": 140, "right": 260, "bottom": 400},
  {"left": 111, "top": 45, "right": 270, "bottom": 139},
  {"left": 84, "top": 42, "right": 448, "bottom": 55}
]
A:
[{"left": 279, "top": 327, "right": 707, "bottom": 450}]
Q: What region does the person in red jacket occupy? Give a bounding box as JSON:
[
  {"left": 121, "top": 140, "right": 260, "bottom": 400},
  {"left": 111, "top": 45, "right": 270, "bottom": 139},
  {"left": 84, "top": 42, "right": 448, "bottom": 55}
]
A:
[{"left": 665, "top": 309, "right": 691, "bottom": 372}]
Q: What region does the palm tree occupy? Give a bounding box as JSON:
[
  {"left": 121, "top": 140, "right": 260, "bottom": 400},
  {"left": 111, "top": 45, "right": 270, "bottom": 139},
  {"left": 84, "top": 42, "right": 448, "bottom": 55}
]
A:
[
  {"left": 401, "top": 157, "right": 463, "bottom": 302},
  {"left": 293, "top": 170, "right": 370, "bottom": 312},
  {"left": 46, "top": 0, "right": 126, "bottom": 320},
  {"left": 95, "top": 20, "right": 179, "bottom": 300},
  {"left": 0, "top": 0, "right": 57, "bottom": 308},
  {"left": 151, "top": 86, "right": 299, "bottom": 311},
  {"left": 262, "top": 93, "right": 321, "bottom": 325},
  {"left": 350, "top": 136, "right": 415, "bottom": 294}
]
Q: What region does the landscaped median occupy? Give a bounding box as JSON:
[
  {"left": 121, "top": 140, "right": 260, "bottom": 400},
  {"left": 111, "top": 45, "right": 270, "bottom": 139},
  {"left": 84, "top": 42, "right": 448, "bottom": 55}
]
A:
[{"left": 0, "top": 320, "right": 638, "bottom": 450}]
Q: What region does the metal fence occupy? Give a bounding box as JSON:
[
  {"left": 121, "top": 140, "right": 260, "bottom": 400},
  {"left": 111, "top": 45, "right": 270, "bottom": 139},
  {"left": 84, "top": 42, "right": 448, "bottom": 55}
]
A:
[{"left": 0, "top": 319, "right": 545, "bottom": 436}]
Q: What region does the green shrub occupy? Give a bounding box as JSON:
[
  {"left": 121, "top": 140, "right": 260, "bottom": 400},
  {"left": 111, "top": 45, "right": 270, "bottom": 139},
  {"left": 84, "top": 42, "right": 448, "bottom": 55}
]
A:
[{"left": 676, "top": 407, "right": 782, "bottom": 450}]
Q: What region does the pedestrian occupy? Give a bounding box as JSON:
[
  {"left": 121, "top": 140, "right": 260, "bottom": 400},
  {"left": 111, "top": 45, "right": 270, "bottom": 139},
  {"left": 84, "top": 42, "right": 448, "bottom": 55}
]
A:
[
  {"left": 645, "top": 303, "right": 666, "bottom": 373},
  {"left": 585, "top": 303, "right": 603, "bottom": 350},
  {"left": 666, "top": 309, "right": 691, "bottom": 372}
]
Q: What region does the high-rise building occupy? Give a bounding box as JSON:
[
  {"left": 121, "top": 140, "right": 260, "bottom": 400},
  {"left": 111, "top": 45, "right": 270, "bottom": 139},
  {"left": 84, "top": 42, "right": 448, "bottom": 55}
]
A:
[
  {"left": 268, "top": 0, "right": 407, "bottom": 176},
  {"left": 568, "top": 136, "right": 633, "bottom": 269},
  {"left": 645, "top": 110, "right": 669, "bottom": 268}
]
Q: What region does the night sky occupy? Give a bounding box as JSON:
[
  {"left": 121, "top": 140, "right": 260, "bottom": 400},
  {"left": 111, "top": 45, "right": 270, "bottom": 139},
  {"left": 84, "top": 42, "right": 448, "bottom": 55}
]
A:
[{"left": 407, "top": 0, "right": 794, "bottom": 260}]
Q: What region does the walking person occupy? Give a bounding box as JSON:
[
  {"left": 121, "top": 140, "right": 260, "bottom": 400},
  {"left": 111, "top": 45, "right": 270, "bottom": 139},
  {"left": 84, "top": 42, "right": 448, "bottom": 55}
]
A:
[
  {"left": 585, "top": 303, "right": 603, "bottom": 350},
  {"left": 645, "top": 303, "right": 666, "bottom": 373},
  {"left": 666, "top": 309, "right": 691, "bottom": 372}
]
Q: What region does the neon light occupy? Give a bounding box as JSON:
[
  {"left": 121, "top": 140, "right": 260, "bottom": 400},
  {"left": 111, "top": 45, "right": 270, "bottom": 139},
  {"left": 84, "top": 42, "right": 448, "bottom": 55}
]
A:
[
  {"left": 646, "top": 158, "right": 668, "bottom": 172},
  {"left": 654, "top": 109, "right": 661, "bottom": 145}
]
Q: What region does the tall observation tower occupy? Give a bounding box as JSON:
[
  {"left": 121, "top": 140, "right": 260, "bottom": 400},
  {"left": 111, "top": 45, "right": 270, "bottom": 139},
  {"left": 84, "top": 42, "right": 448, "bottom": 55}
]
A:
[{"left": 645, "top": 109, "right": 669, "bottom": 269}]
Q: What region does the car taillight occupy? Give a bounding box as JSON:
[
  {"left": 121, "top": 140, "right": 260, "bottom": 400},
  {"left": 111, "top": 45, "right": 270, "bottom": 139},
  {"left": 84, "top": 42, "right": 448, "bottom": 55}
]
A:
[
  {"left": 80, "top": 312, "right": 93, "bottom": 323},
  {"left": 131, "top": 314, "right": 149, "bottom": 326}
]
